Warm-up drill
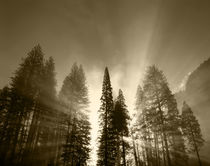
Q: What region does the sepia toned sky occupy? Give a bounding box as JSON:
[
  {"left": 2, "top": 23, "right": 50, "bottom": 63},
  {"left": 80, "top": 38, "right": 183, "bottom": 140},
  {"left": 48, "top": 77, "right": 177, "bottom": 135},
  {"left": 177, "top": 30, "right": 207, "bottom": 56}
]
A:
[{"left": 1, "top": 0, "right": 210, "bottom": 164}]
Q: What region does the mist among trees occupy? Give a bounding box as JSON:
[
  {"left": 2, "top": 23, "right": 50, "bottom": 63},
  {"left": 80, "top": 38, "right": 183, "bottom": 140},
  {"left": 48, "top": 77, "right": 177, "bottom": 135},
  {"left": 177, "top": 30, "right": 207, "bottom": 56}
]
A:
[{"left": 0, "top": 45, "right": 206, "bottom": 166}]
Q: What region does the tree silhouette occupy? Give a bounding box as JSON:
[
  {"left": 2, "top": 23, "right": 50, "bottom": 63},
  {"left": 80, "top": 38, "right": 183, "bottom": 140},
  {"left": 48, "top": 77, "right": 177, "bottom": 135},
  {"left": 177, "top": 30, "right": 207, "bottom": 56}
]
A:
[{"left": 181, "top": 101, "right": 204, "bottom": 166}]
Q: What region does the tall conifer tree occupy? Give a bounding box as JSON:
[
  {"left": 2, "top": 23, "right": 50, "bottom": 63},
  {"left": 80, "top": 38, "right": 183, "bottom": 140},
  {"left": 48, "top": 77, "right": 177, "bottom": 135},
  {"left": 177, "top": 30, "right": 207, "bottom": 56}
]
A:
[
  {"left": 181, "top": 101, "right": 204, "bottom": 166},
  {"left": 1, "top": 45, "right": 45, "bottom": 165},
  {"left": 134, "top": 66, "right": 188, "bottom": 166},
  {"left": 97, "top": 67, "right": 114, "bottom": 166},
  {"left": 112, "top": 89, "right": 130, "bottom": 166},
  {"left": 0, "top": 45, "right": 61, "bottom": 166},
  {"left": 59, "top": 63, "right": 91, "bottom": 166}
]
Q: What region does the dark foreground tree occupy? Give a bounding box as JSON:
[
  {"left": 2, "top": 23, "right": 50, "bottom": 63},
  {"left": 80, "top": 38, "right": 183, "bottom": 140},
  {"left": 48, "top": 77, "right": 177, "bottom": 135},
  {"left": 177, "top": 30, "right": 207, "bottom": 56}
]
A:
[
  {"left": 0, "top": 45, "right": 67, "bottom": 166},
  {"left": 181, "top": 101, "right": 204, "bottom": 166},
  {"left": 97, "top": 67, "right": 115, "bottom": 166},
  {"left": 0, "top": 45, "right": 46, "bottom": 165},
  {"left": 112, "top": 89, "right": 130, "bottom": 166}
]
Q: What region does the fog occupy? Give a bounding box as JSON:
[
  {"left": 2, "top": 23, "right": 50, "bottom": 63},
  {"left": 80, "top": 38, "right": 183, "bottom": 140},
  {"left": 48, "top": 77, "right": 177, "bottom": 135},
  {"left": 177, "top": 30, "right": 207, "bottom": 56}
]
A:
[{"left": 1, "top": 0, "right": 210, "bottom": 164}]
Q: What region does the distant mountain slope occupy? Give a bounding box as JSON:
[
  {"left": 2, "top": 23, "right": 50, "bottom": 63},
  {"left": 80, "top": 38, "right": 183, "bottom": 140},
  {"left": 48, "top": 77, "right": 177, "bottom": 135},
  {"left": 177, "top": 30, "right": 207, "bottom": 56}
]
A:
[{"left": 175, "top": 58, "right": 210, "bottom": 163}]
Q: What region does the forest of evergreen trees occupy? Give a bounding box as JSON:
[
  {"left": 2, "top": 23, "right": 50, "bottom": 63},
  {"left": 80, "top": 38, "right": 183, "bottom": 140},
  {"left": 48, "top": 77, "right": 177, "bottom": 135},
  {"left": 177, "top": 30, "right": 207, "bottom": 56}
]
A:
[{"left": 0, "top": 45, "right": 205, "bottom": 166}]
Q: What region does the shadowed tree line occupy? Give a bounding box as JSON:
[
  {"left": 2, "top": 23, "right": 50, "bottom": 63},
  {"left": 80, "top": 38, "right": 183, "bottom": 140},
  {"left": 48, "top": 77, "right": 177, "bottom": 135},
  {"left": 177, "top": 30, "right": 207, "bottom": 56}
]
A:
[
  {"left": 0, "top": 45, "right": 205, "bottom": 166},
  {"left": 131, "top": 66, "right": 205, "bottom": 166},
  {"left": 96, "top": 66, "right": 205, "bottom": 166},
  {"left": 0, "top": 45, "right": 91, "bottom": 166}
]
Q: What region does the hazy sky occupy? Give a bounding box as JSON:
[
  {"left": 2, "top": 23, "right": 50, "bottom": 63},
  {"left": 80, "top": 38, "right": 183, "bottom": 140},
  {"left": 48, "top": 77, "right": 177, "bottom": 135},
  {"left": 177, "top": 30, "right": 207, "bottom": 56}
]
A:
[{"left": 1, "top": 0, "right": 210, "bottom": 164}]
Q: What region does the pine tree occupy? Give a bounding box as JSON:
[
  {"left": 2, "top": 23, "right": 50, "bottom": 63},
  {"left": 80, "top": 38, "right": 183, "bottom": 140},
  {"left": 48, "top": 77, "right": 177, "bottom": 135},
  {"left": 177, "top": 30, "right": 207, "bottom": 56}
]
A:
[
  {"left": 18, "top": 46, "right": 60, "bottom": 166},
  {"left": 31, "top": 56, "right": 59, "bottom": 166},
  {"left": 112, "top": 89, "right": 130, "bottom": 166},
  {"left": 181, "top": 101, "right": 204, "bottom": 166},
  {"left": 165, "top": 93, "right": 188, "bottom": 166},
  {"left": 139, "top": 66, "right": 171, "bottom": 166},
  {"left": 13, "top": 46, "right": 59, "bottom": 166},
  {"left": 132, "top": 85, "right": 145, "bottom": 166},
  {"left": 134, "top": 66, "right": 188, "bottom": 166},
  {"left": 0, "top": 45, "right": 46, "bottom": 165},
  {"left": 97, "top": 67, "right": 114, "bottom": 166},
  {"left": 59, "top": 63, "right": 91, "bottom": 166},
  {"left": 59, "top": 63, "right": 89, "bottom": 110},
  {"left": 0, "top": 45, "right": 63, "bottom": 166}
]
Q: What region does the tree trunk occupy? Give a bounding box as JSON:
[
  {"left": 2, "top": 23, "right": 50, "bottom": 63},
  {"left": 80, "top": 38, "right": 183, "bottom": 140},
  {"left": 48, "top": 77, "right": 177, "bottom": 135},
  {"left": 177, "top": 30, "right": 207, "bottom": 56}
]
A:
[
  {"left": 132, "top": 135, "right": 138, "bottom": 166},
  {"left": 190, "top": 123, "right": 202, "bottom": 166},
  {"left": 116, "top": 135, "right": 121, "bottom": 166},
  {"left": 154, "top": 133, "right": 160, "bottom": 166},
  {"left": 105, "top": 104, "right": 108, "bottom": 166},
  {"left": 122, "top": 136, "right": 126, "bottom": 166},
  {"left": 157, "top": 100, "right": 171, "bottom": 166},
  {"left": 161, "top": 136, "right": 167, "bottom": 166}
]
